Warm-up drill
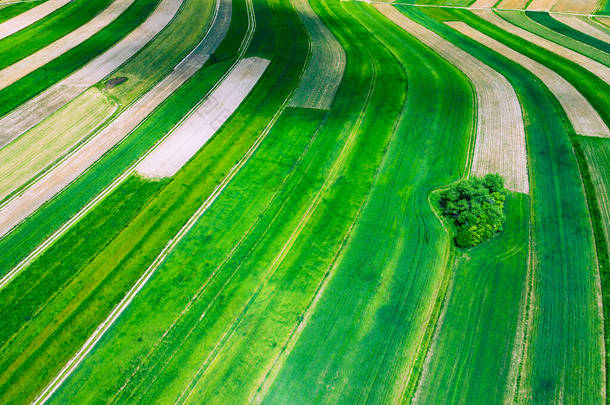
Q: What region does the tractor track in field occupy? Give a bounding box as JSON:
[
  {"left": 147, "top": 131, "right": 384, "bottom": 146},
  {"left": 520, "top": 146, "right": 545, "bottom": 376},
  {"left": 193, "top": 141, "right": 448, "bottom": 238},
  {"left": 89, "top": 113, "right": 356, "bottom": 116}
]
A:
[
  {"left": 177, "top": 54, "right": 377, "bottom": 405},
  {"left": 32, "top": 0, "right": 268, "bottom": 400},
  {"left": 0, "top": 0, "right": 69, "bottom": 40}
]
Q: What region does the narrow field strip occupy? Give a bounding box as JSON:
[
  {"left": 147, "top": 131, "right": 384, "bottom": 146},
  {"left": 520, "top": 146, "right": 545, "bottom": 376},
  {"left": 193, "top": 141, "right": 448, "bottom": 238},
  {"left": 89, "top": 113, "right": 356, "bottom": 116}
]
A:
[
  {"left": 520, "top": 11, "right": 610, "bottom": 64},
  {"left": 552, "top": 13, "right": 610, "bottom": 43},
  {"left": 136, "top": 57, "right": 270, "bottom": 178},
  {"left": 36, "top": 51, "right": 278, "bottom": 405},
  {"left": 0, "top": 88, "right": 116, "bottom": 202},
  {"left": 0, "top": 0, "right": 136, "bottom": 91},
  {"left": 498, "top": 0, "right": 530, "bottom": 8},
  {"left": 473, "top": 9, "right": 610, "bottom": 83},
  {"left": 552, "top": 0, "right": 602, "bottom": 14},
  {"left": 377, "top": 4, "right": 527, "bottom": 193},
  {"left": 471, "top": 0, "right": 499, "bottom": 7},
  {"left": 446, "top": 20, "right": 610, "bottom": 137},
  {"left": 0, "top": 0, "right": 183, "bottom": 149},
  {"left": 0, "top": 0, "right": 67, "bottom": 40},
  {"left": 287, "top": 0, "right": 345, "bottom": 109},
  {"left": 0, "top": 0, "right": 230, "bottom": 279}
]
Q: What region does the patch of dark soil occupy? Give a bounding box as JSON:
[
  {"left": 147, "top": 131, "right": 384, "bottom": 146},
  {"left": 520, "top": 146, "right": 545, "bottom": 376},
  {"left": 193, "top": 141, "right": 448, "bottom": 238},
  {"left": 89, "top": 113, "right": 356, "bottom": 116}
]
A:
[{"left": 105, "top": 77, "right": 128, "bottom": 89}]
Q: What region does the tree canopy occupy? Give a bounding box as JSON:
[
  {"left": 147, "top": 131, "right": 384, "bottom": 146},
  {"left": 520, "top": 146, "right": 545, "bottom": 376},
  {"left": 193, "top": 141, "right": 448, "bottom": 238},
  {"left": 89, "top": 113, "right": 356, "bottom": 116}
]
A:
[{"left": 439, "top": 173, "right": 507, "bottom": 247}]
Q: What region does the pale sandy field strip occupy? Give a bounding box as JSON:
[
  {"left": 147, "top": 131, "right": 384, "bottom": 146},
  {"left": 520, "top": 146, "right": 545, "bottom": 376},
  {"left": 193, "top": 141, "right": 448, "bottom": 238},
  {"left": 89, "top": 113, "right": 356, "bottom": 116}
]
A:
[
  {"left": 471, "top": 0, "right": 499, "bottom": 8},
  {"left": 476, "top": 10, "right": 610, "bottom": 84},
  {"left": 0, "top": 0, "right": 70, "bottom": 40},
  {"left": 0, "top": 0, "right": 232, "bottom": 239},
  {"left": 447, "top": 21, "right": 610, "bottom": 138},
  {"left": 552, "top": 14, "right": 610, "bottom": 44},
  {"left": 552, "top": 0, "right": 602, "bottom": 14},
  {"left": 0, "top": 0, "right": 136, "bottom": 91},
  {"left": 0, "top": 88, "right": 116, "bottom": 202},
  {"left": 497, "top": 0, "right": 530, "bottom": 9},
  {"left": 136, "top": 57, "right": 270, "bottom": 178},
  {"left": 376, "top": 4, "right": 528, "bottom": 193},
  {"left": 287, "top": 0, "right": 345, "bottom": 109},
  {"left": 526, "top": 0, "right": 556, "bottom": 11},
  {"left": 0, "top": 0, "right": 183, "bottom": 149}
]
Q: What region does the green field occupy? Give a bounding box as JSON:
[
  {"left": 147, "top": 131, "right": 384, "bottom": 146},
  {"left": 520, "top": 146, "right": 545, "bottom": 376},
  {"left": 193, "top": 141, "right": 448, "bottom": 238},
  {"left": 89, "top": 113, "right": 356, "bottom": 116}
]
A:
[{"left": 0, "top": 0, "right": 608, "bottom": 403}]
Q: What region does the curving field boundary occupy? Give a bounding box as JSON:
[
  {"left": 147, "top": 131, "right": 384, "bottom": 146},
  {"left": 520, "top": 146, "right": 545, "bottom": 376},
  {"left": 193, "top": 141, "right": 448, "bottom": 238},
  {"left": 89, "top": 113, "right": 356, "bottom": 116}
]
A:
[
  {"left": 0, "top": 0, "right": 69, "bottom": 40},
  {"left": 0, "top": 0, "right": 183, "bottom": 149},
  {"left": 0, "top": 0, "right": 136, "bottom": 91},
  {"left": 551, "top": 13, "right": 610, "bottom": 43},
  {"left": 474, "top": 9, "right": 610, "bottom": 84},
  {"left": 377, "top": 4, "right": 528, "bottom": 193},
  {"left": 446, "top": 20, "right": 610, "bottom": 138},
  {"left": 0, "top": 0, "right": 231, "bottom": 248},
  {"left": 287, "top": 0, "right": 345, "bottom": 109}
]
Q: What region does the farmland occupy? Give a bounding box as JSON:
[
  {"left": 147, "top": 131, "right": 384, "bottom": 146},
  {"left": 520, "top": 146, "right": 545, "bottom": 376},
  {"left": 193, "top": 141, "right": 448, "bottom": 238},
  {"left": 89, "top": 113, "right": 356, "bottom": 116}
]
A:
[{"left": 0, "top": 0, "right": 608, "bottom": 403}]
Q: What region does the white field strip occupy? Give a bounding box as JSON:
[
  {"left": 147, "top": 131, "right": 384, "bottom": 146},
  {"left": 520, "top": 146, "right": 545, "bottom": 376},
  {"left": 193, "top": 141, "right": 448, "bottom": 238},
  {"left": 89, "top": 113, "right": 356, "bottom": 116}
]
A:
[
  {"left": 287, "top": 0, "right": 345, "bottom": 109},
  {"left": 552, "top": 0, "right": 602, "bottom": 14},
  {"left": 0, "top": 0, "right": 232, "bottom": 242},
  {"left": 471, "top": 0, "right": 499, "bottom": 8},
  {"left": 0, "top": 0, "right": 136, "bottom": 91},
  {"left": 447, "top": 21, "right": 610, "bottom": 138},
  {"left": 136, "top": 57, "right": 270, "bottom": 178},
  {"left": 474, "top": 9, "right": 610, "bottom": 84},
  {"left": 527, "top": 0, "right": 557, "bottom": 11},
  {"left": 376, "top": 4, "right": 528, "bottom": 193},
  {"left": 0, "top": 0, "right": 69, "bottom": 40},
  {"left": 552, "top": 14, "right": 610, "bottom": 43},
  {"left": 0, "top": 0, "right": 183, "bottom": 149}
]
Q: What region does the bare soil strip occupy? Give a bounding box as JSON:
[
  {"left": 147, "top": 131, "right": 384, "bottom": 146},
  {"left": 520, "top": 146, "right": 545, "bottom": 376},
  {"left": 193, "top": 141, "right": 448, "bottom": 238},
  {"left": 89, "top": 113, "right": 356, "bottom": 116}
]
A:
[
  {"left": 0, "top": 0, "right": 232, "bottom": 239},
  {"left": 0, "top": 88, "right": 116, "bottom": 202},
  {"left": 136, "top": 57, "right": 270, "bottom": 178},
  {"left": 526, "top": 0, "right": 557, "bottom": 11},
  {"left": 552, "top": 13, "right": 610, "bottom": 43},
  {"left": 377, "top": 4, "right": 529, "bottom": 193},
  {"left": 0, "top": 0, "right": 136, "bottom": 91},
  {"left": 552, "top": 0, "right": 602, "bottom": 14},
  {"left": 287, "top": 0, "right": 345, "bottom": 109},
  {"left": 475, "top": 9, "right": 610, "bottom": 84},
  {"left": 0, "top": 0, "right": 69, "bottom": 40},
  {"left": 471, "top": 0, "right": 499, "bottom": 8},
  {"left": 498, "top": 0, "right": 530, "bottom": 9},
  {"left": 447, "top": 20, "right": 610, "bottom": 138},
  {"left": 0, "top": 0, "right": 183, "bottom": 149}
]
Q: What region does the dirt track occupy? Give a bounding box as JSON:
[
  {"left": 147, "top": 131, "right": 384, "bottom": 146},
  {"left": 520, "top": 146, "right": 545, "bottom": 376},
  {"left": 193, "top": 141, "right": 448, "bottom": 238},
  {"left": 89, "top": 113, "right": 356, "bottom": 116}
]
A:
[
  {"left": 0, "top": 0, "right": 232, "bottom": 238},
  {"left": 136, "top": 57, "right": 270, "bottom": 178},
  {"left": 552, "top": 14, "right": 610, "bottom": 43},
  {"left": 0, "top": 0, "right": 71, "bottom": 40},
  {"left": 0, "top": 0, "right": 183, "bottom": 149},
  {"left": 287, "top": 0, "right": 345, "bottom": 109},
  {"left": 0, "top": 0, "right": 136, "bottom": 91},
  {"left": 447, "top": 21, "right": 610, "bottom": 138},
  {"left": 377, "top": 4, "right": 529, "bottom": 194},
  {"left": 476, "top": 10, "right": 610, "bottom": 85}
]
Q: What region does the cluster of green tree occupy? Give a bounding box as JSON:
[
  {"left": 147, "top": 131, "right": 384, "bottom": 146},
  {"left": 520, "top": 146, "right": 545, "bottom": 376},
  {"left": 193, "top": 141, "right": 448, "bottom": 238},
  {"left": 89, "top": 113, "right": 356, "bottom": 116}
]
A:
[{"left": 439, "top": 174, "right": 507, "bottom": 247}]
